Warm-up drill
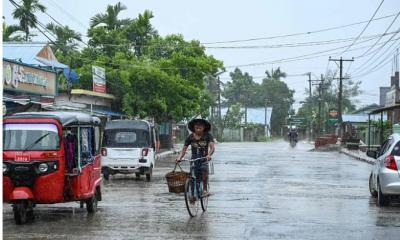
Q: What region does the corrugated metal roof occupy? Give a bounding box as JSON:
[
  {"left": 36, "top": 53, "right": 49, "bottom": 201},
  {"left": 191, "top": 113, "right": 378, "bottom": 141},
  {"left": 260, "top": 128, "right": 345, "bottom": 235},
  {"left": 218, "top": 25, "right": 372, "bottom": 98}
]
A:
[
  {"left": 342, "top": 114, "right": 387, "bottom": 123},
  {"left": 342, "top": 114, "right": 369, "bottom": 123},
  {"left": 3, "top": 42, "right": 68, "bottom": 68}
]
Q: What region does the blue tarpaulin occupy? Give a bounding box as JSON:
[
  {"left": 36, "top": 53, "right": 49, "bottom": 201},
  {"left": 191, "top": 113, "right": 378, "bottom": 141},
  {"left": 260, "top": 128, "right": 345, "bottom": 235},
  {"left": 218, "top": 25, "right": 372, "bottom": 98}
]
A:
[{"left": 63, "top": 68, "right": 80, "bottom": 84}]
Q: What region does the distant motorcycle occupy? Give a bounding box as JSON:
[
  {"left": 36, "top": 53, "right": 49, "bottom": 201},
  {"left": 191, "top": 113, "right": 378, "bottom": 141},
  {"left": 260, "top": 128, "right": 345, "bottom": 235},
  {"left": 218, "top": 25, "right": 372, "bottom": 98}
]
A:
[
  {"left": 288, "top": 131, "right": 298, "bottom": 148},
  {"left": 290, "top": 138, "right": 297, "bottom": 147}
]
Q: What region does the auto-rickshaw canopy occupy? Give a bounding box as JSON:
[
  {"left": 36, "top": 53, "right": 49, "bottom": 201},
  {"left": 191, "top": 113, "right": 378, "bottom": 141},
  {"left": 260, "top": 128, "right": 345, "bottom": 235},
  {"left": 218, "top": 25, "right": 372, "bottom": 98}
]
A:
[
  {"left": 104, "top": 120, "right": 151, "bottom": 131},
  {"left": 5, "top": 111, "right": 101, "bottom": 127}
]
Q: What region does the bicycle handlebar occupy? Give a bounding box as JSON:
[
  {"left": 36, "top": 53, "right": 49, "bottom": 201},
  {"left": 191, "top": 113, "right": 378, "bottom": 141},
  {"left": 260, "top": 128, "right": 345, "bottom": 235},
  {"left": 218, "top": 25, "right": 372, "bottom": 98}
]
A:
[{"left": 179, "top": 157, "right": 210, "bottom": 162}]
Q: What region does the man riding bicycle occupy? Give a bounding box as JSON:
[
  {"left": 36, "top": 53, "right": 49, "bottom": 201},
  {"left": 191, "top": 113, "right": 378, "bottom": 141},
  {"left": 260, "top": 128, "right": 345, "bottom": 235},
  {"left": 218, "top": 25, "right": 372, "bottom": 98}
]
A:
[{"left": 176, "top": 118, "right": 215, "bottom": 196}]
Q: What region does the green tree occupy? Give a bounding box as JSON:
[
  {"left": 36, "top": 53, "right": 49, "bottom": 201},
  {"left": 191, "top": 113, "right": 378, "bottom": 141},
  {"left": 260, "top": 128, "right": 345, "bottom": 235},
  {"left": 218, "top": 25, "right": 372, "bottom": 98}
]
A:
[
  {"left": 265, "top": 67, "right": 287, "bottom": 80},
  {"left": 89, "top": 2, "right": 130, "bottom": 30},
  {"left": 260, "top": 68, "right": 294, "bottom": 135},
  {"left": 61, "top": 8, "right": 224, "bottom": 123},
  {"left": 46, "top": 23, "right": 82, "bottom": 55},
  {"left": 12, "top": 0, "right": 46, "bottom": 41},
  {"left": 125, "top": 10, "right": 158, "bottom": 56},
  {"left": 2, "top": 21, "right": 24, "bottom": 41},
  {"left": 296, "top": 70, "right": 362, "bottom": 135},
  {"left": 224, "top": 103, "right": 244, "bottom": 128},
  {"left": 223, "top": 68, "right": 256, "bottom": 122}
]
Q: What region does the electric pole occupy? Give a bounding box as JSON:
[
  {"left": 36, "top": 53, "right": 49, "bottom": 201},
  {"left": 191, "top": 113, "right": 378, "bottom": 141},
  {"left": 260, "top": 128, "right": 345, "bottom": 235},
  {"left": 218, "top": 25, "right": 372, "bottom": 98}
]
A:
[
  {"left": 217, "top": 76, "right": 222, "bottom": 139},
  {"left": 329, "top": 57, "right": 354, "bottom": 124},
  {"left": 306, "top": 73, "right": 323, "bottom": 139}
]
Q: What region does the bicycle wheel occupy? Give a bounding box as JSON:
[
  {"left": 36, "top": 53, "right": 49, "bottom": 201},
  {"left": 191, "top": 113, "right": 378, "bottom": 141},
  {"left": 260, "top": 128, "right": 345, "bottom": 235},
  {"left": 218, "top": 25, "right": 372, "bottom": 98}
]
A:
[
  {"left": 201, "top": 183, "right": 209, "bottom": 212},
  {"left": 184, "top": 178, "right": 199, "bottom": 217}
]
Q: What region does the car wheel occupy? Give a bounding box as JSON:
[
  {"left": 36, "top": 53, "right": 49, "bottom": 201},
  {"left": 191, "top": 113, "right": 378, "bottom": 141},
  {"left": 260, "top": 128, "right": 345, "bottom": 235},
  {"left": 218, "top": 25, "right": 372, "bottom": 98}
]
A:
[
  {"left": 377, "top": 178, "right": 390, "bottom": 207},
  {"left": 146, "top": 166, "right": 153, "bottom": 182},
  {"left": 369, "top": 173, "right": 378, "bottom": 197}
]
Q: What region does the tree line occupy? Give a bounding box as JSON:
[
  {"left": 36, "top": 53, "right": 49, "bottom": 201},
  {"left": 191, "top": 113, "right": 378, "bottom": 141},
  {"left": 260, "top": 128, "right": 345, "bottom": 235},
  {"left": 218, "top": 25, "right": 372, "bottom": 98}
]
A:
[{"left": 5, "top": 0, "right": 296, "bottom": 136}]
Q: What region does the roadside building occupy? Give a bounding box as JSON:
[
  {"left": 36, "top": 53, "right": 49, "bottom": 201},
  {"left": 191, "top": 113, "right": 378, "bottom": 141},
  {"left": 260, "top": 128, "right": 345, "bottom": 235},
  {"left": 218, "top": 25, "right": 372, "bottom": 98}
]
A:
[
  {"left": 3, "top": 42, "right": 73, "bottom": 115},
  {"left": 368, "top": 71, "right": 400, "bottom": 147},
  {"left": 3, "top": 42, "right": 124, "bottom": 120},
  {"left": 47, "top": 89, "right": 123, "bottom": 121},
  {"left": 380, "top": 87, "right": 391, "bottom": 106}
]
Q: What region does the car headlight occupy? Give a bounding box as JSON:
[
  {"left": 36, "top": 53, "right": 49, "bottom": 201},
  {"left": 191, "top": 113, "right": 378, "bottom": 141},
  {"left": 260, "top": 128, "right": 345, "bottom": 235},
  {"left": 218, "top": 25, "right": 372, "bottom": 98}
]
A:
[
  {"left": 3, "top": 164, "right": 7, "bottom": 173},
  {"left": 38, "top": 163, "right": 48, "bottom": 173}
]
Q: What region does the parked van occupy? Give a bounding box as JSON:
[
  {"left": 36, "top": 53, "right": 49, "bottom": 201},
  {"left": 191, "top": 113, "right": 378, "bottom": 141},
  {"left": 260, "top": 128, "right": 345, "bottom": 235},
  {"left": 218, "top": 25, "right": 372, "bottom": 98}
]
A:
[{"left": 101, "top": 120, "right": 158, "bottom": 181}]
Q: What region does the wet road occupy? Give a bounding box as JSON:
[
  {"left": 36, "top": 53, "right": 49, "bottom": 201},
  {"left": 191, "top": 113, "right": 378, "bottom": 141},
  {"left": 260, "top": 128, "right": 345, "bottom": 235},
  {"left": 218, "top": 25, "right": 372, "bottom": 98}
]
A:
[{"left": 3, "top": 141, "right": 400, "bottom": 239}]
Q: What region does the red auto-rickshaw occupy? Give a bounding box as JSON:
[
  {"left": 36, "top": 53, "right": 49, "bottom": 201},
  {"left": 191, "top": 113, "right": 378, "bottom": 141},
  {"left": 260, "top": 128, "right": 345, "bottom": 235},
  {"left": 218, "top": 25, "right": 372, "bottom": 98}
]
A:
[{"left": 3, "top": 112, "right": 103, "bottom": 224}]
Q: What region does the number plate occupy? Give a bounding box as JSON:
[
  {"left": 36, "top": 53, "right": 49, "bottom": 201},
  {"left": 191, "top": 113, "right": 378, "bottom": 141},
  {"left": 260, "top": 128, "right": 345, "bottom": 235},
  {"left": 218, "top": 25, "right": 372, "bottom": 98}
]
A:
[{"left": 15, "top": 152, "right": 30, "bottom": 162}]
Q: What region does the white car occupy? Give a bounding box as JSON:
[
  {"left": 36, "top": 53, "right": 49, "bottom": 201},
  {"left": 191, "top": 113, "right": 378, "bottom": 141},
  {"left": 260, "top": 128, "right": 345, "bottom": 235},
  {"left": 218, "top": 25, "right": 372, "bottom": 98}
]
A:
[
  {"left": 101, "top": 120, "right": 158, "bottom": 181},
  {"left": 367, "top": 133, "right": 400, "bottom": 206}
]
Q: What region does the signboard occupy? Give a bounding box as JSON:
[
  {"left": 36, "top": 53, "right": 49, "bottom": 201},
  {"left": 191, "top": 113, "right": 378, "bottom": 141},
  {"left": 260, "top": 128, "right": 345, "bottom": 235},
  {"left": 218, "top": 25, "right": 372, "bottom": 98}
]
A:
[
  {"left": 329, "top": 109, "right": 338, "bottom": 117},
  {"left": 327, "top": 118, "right": 339, "bottom": 125},
  {"left": 3, "top": 60, "right": 57, "bottom": 96},
  {"left": 288, "top": 117, "right": 306, "bottom": 126},
  {"left": 92, "top": 66, "right": 106, "bottom": 93}
]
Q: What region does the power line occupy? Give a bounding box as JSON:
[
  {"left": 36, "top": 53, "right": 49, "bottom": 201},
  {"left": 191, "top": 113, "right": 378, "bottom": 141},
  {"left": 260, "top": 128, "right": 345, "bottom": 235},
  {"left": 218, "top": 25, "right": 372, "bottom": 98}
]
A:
[
  {"left": 351, "top": 26, "right": 400, "bottom": 75},
  {"left": 202, "top": 12, "right": 397, "bottom": 45},
  {"left": 204, "top": 32, "right": 396, "bottom": 49},
  {"left": 358, "top": 10, "right": 400, "bottom": 57},
  {"left": 351, "top": 45, "right": 400, "bottom": 78},
  {"left": 43, "top": 0, "right": 89, "bottom": 30},
  {"left": 12, "top": 5, "right": 400, "bottom": 73},
  {"left": 224, "top": 35, "right": 400, "bottom": 69},
  {"left": 340, "top": 0, "right": 385, "bottom": 55}
]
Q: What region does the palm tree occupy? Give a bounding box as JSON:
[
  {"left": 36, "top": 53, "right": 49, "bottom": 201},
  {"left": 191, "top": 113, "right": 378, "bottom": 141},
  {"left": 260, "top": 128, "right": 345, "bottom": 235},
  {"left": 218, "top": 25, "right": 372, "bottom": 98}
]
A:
[
  {"left": 90, "top": 2, "right": 130, "bottom": 30},
  {"left": 46, "top": 23, "right": 82, "bottom": 54},
  {"left": 12, "top": 0, "right": 46, "bottom": 41},
  {"left": 3, "top": 22, "right": 24, "bottom": 41},
  {"left": 265, "top": 67, "right": 287, "bottom": 81},
  {"left": 126, "top": 10, "right": 157, "bottom": 56}
]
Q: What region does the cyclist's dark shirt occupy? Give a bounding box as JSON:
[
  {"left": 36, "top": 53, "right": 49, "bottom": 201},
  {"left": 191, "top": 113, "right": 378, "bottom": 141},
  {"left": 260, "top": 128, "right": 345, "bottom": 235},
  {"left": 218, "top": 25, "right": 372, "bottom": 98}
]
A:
[{"left": 184, "top": 132, "right": 214, "bottom": 157}]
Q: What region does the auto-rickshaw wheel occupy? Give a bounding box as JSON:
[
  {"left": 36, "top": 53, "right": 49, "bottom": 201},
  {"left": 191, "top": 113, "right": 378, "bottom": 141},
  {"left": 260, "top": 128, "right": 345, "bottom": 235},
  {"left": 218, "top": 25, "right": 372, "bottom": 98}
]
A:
[
  {"left": 86, "top": 189, "right": 99, "bottom": 213},
  {"left": 135, "top": 173, "right": 141, "bottom": 179},
  {"left": 103, "top": 172, "right": 110, "bottom": 181},
  {"left": 13, "top": 201, "right": 31, "bottom": 225}
]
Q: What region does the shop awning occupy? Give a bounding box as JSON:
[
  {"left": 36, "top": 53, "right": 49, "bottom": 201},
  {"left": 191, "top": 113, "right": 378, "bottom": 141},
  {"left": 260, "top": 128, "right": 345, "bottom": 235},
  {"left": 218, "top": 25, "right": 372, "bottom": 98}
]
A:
[
  {"left": 71, "top": 89, "right": 116, "bottom": 100},
  {"left": 92, "top": 108, "right": 125, "bottom": 117},
  {"left": 369, "top": 104, "right": 400, "bottom": 115}
]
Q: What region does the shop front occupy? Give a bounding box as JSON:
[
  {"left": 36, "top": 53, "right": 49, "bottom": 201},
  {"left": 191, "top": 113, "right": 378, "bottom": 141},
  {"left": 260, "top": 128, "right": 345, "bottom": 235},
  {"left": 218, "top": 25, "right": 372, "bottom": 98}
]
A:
[{"left": 3, "top": 59, "right": 57, "bottom": 115}]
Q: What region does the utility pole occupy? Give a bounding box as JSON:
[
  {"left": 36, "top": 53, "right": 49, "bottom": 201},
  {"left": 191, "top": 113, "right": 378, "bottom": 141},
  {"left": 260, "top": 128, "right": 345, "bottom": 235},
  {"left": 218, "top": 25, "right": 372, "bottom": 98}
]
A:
[
  {"left": 217, "top": 76, "right": 222, "bottom": 139},
  {"left": 329, "top": 57, "right": 354, "bottom": 124},
  {"left": 265, "top": 99, "right": 269, "bottom": 138},
  {"left": 320, "top": 74, "right": 325, "bottom": 134},
  {"left": 306, "top": 73, "right": 322, "bottom": 140},
  {"left": 312, "top": 75, "right": 326, "bottom": 137}
]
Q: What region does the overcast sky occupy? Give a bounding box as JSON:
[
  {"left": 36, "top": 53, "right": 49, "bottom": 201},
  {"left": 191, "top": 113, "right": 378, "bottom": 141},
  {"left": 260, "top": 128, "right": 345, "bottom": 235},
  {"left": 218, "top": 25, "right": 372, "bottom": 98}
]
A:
[{"left": 3, "top": 0, "right": 400, "bottom": 109}]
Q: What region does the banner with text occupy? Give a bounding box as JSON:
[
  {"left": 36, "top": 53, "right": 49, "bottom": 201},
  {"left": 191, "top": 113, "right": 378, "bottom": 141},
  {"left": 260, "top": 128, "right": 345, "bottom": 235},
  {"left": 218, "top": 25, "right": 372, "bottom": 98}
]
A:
[{"left": 92, "top": 66, "right": 106, "bottom": 93}]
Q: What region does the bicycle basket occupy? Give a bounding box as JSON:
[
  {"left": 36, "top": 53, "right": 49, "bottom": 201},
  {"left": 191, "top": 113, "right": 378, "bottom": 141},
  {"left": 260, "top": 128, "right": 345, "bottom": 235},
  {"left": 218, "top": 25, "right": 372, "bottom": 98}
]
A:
[{"left": 165, "top": 163, "right": 189, "bottom": 193}]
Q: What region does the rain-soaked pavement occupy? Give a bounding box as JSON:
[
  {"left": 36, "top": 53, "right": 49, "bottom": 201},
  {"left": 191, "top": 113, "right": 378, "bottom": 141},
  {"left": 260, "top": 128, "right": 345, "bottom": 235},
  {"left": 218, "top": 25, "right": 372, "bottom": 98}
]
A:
[{"left": 3, "top": 141, "right": 400, "bottom": 239}]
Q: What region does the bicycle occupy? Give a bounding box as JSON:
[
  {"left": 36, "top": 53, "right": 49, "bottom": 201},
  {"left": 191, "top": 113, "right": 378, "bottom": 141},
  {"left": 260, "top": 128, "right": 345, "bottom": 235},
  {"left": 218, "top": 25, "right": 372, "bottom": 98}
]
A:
[{"left": 179, "top": 157, "right": 210, "bottom": 217}]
